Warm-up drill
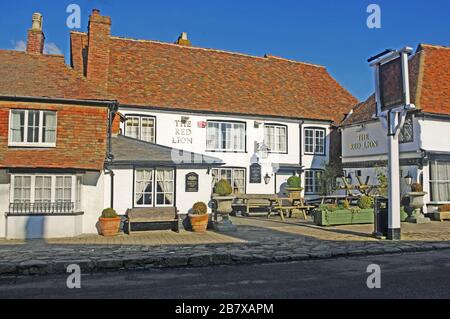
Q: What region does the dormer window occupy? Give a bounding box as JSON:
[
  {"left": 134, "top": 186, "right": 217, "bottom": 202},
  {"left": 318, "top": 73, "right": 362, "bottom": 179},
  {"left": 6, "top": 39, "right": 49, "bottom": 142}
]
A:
[{"left": 9, "top": 109, "right": 57, "bottom": 147}]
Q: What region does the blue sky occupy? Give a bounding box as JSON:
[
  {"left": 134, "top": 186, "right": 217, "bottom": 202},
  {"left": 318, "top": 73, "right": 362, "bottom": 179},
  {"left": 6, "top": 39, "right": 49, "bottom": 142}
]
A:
[{"left": 1, "top": 0, "right": 449, "bottom": 101}]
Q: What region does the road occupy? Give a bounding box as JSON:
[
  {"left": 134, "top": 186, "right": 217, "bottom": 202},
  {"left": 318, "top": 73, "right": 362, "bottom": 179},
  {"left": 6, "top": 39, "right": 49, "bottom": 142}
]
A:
[{"left": 0, "top": 250, "right": 449, "bottom": 299}]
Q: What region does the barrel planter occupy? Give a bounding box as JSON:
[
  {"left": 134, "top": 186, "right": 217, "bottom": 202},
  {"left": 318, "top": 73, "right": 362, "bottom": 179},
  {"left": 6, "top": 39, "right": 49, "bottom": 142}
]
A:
[{"left": 313, "top": 209, "right": 374, "bottom": 226}]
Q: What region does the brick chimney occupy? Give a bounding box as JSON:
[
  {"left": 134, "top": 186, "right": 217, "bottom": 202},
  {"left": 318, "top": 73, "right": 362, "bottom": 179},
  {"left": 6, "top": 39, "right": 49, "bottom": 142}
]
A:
[
  {"left": 27, "top": 13, "right": 45, "bottom": 54},
  {"left": 87, "top": 9, "right": 111, "bottom": 88},
  {"left": 175, "top": 32, "right": 191, "bottom": 46}
]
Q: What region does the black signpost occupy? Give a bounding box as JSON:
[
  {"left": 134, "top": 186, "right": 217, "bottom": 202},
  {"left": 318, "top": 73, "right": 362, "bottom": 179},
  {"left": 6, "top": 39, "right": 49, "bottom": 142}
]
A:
[
  {"left": 185, "top": 172, "right": 199, "bottom": 192},
  {"left": 249, "top": 163, "right": 262, "bottom": 184}
]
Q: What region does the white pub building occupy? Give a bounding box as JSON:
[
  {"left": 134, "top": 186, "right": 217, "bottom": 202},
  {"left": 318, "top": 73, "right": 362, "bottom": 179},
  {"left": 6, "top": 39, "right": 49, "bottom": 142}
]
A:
[
  {"left": 69, "top": 10, "right": 357, "bottom": 214},
  {"left": 341, "top": 44, "right": 450, "bottom": 214}
]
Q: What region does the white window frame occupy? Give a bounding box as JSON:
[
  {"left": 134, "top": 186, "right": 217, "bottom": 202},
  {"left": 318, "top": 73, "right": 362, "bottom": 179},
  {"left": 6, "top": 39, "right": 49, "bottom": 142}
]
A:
[
  {"left": 304, "top": 127, "right": 326, "bottom": 155},
  {"left": 155, "top": 169, "right": 175, "bottom": 207},
  {"left": 134, "top": 168, "right": 175, "bottom": 208},
  {"left": 429, "top": 160, "right": 450, "bottom": 204},
  {"left": 8, "top": 109, "right": 57, "bottom": 147},
  {"left": 206, "top": 121, "right": 246, "bottom": 152},
  {"left": 10, "top": 175, "right": 76, "bottom": 204},
  {"left": 211, "top": 168, "right": 246, "bottom": 194},
  {"left": 304, "top": 170, "right": 322, "bottom": 195},
  {"left": 264, "top": 124, "right": 287, "bottom": 153},
  {"left": 125, "top": 115, "right": 156, "bottom": 143}
]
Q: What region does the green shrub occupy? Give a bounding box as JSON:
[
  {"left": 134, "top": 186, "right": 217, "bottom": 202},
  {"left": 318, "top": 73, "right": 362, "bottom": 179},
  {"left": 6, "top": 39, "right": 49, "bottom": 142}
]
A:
[
  {"left": 411, "top": 183, "right": 423, "bottom": 192},
  {"left": 101, "top": 208, "right": 118, "bottom": 219},
  {"left": 319, "top": 204, "right": 339, "bottom": 212},
  {"left": 215, "top": 179, "right": 233, "bottom": 196},
  {"left": 287, "top": 176, "right": 301, "bottom": 189},
  {"left": 439, "top": 204, "right": 450, "bottom": 212},
  {"left": 192, "top": 202, "right": 208, "bottom": 215},
  {"left": 357, "top": 196, "right": 374, "bottom": 209}
]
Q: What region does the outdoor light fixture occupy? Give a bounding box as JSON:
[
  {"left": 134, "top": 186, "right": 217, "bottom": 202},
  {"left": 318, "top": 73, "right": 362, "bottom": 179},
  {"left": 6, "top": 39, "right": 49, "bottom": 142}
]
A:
[
  {"left": 181, "top": 116, "right": 190, "bottom": 124},
  {"left": 404, "top": 171, "right": 413, "bottom": 186},
  {"left": 264, "top": 173, "right": 271, "bottom": 185}
]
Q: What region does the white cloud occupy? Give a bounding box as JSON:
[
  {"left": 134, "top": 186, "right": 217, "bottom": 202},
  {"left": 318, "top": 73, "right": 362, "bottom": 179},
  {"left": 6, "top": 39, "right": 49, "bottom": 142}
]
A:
[
  {"left": 12, "top": 40, "right": 26, "bottom": 51},
  {"left": 11, "top": 40, "right": 63, "bottom": 55},
  {"left": 44, "top": 42, "right": 63, "bottom": 55}
]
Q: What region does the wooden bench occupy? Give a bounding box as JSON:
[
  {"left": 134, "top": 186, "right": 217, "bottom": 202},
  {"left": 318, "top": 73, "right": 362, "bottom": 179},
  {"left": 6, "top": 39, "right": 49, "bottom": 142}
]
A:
[
  {"left": 126, "top": 207, "right": 180, "bottom": 234},
  {"left": 233, "top": 194, "right": 273, "bottom": 216}
]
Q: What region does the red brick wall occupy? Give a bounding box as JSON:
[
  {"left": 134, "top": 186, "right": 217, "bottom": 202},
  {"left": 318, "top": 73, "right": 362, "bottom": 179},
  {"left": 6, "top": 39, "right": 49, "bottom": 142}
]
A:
[
  {"left": 86, "top": 10, "right": 111, "bottom": 88},
  {"left": 70, "top": 32, "right": 88, "bottom": 76},
  {"left": 27, "top": 29, "right": 44, "bottom": 54},
  {"left": 0, "top": 101, "right": 108, "bottom": 170}
]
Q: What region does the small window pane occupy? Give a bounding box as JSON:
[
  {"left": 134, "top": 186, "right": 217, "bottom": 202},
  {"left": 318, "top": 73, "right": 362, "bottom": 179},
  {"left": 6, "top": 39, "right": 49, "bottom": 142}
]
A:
[
  {"left": 10, "top": 110, "right": 25, "bottom": 142},
  {"left": 43, "top": 112, "right": 56, "bottom": 143}
]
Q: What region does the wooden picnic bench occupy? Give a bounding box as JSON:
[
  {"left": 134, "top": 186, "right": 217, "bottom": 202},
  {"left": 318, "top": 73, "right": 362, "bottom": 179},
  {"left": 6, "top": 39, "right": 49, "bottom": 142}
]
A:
[
  {"left": 267, "top": 197, "right": 315, "bottom": 221},
  {"left": 126, "top": 207, "right": 180, "bottom": 234},
  {"left": 232, "top": 194, "right": 274, "bottom": 216}
]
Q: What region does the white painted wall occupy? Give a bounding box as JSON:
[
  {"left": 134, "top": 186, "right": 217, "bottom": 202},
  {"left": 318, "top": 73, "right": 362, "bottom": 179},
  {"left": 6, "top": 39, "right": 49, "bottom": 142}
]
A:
[
  {"left": 5, "top": 215, "right": 83, "bottom": 240},
  {"left": 0, "top": 170, "right": 9, "bottom": 238},
  {"left": 119, "top": 107, "right": 332, "bottom": 195},
  {"left": 110, "top": 166, "right": 213, "bottom": 222},
  {"left": 419, "top": 118, "right": 450, "bottom": 151},
  {"left": 81, "top": 172, "right": 105, "bottom": 234},
  {"left": 176, "top": 168, "right": 213, "bottom": 215}
]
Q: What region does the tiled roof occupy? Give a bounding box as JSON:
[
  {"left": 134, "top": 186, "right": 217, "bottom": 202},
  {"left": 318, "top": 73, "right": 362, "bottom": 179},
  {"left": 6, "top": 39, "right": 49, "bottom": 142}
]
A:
[
  {"left": 111, "top": 135, "right": 222, "bottom": 166},
  {"left": 71, "top": 32, "right": 357, "bottom": 123},
  {"left": 342, "top": 44, "right": 450, "bottom": 126},
  {"left": 0, "top": 50, "right": 109, "bottom": 101}
]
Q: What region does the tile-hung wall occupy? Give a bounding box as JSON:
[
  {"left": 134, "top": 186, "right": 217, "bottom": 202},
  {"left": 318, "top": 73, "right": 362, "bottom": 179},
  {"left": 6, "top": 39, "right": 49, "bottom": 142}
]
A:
[
  {"left": 119, "top": 107, "right": 331, "bottom": 198},
  {"left": 341, "top": 114, "right": 450, "bottom": 211}
]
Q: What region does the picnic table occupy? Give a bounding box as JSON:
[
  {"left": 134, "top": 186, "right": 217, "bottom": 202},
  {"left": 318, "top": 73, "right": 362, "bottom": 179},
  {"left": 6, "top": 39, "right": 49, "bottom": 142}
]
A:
[{"left": 267, "top": 196, "right": 315, "bottom": 221}]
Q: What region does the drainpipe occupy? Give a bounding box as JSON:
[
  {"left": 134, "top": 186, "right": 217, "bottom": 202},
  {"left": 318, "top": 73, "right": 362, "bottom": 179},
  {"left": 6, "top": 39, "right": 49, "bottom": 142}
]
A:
[{"left": 105, "top": 102, "right": 119, "bottom": 209}]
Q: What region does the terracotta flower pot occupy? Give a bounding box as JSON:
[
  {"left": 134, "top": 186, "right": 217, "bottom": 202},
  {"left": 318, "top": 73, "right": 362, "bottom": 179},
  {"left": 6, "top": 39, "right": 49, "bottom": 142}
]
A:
[
  {"left": 99, "top": 217, "right": 121, "bottom": 237},
  {"left": 189, "top": 214, "right": 209, "bottom": 233}
]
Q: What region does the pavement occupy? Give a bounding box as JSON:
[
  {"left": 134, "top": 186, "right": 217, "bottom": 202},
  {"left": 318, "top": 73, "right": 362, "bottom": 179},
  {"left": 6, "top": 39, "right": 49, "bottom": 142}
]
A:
[
  {"left": 0, "top": 216, "right": 449, "bottom": 277},
  {"left": 1, "top": 250, "right": 449, "bottom": 299}
]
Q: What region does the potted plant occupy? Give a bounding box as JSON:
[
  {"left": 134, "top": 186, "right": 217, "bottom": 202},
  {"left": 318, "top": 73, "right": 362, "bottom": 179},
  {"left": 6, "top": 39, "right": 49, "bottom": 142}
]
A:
[
  {"left": 406, "top": 183, "right": 430, "bottom": 223},
  {"left": 285, "top": 176, "right": 303, "bottom": 200},
  {"left": 99, "top": 208, "right": 121, "bottom": 237},
  {"left": 212, "top": 179, "right": 237, "bottom": 232},
  {"left": 189, "top": 202, "right": 209, "bottom": 233}
]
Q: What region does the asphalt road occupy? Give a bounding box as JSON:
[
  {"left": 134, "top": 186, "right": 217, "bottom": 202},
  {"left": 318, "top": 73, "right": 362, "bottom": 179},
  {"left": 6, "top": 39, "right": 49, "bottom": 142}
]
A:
[{"left": 0, "top": 250, "right": 449, "bottom": 299}]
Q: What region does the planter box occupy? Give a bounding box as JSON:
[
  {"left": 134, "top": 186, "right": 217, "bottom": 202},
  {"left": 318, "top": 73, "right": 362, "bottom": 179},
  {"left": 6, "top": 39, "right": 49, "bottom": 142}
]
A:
[
  {"left": 313, "top": 209, "right": 374, "bottom": 226},
  {"left": 431, "top": 211, "right": 450, "bottom": 222}
]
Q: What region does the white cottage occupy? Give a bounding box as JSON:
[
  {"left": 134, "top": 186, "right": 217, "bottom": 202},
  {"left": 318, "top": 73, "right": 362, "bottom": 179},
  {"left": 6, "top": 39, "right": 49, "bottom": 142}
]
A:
[{"left": 341, "top": 44, "right": 450, "bottom": 214}]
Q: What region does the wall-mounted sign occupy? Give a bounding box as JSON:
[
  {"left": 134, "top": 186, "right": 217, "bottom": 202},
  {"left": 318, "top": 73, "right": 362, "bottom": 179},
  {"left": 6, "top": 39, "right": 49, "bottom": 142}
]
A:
[
  {"left": 249, "top": 163, "right": 262, "bottom": 184},
  {"left": 173, "top": 118, "right": 193, "bottom": 144},
  {"left": 349, "top": 133, "right": 379, "bottom": 151},
  {"left": 185, "top": 172, "right": 199, "bottom": 192}
]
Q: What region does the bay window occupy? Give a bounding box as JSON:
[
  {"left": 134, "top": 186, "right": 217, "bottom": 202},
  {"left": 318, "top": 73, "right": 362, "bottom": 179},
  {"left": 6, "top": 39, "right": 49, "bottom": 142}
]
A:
[
  {"left": 264, "top": 124, "right": 287, "bottom": 153},
  {"left": 304, "top": 127, "right": 326, "bottom": 155},
  {"left": 206, "top": 121, "right": 246, "bottom": 152},
  {"left": 135, "top": 168, "right": 174, "bottom": 207},
  {"left": 10, "top": 175, "right": 80, "bottom": 214},
  {"left": 125, "top": 115, "right": 156, "bottom": 143},
  {"left": 9, "top": 109, "right": 57, "bottom": 147},
  {"left": 211, "top": 168, "right": 246, "bottom": 194},
  {"left": 305, "top": 170, "right": 322, "bottom": 194},
  {"left": 430, "top": 160, "right": 450, "bottom": 203}
]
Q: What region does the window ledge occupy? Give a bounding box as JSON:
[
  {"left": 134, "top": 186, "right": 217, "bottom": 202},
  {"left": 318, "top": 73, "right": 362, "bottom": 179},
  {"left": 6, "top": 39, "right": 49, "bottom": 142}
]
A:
[
  {"left": 8, "top": 142, "right": 56, "bottom": 148},
  {"left": 6, "top": 211, "right": 84, "bottom": 217}
]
